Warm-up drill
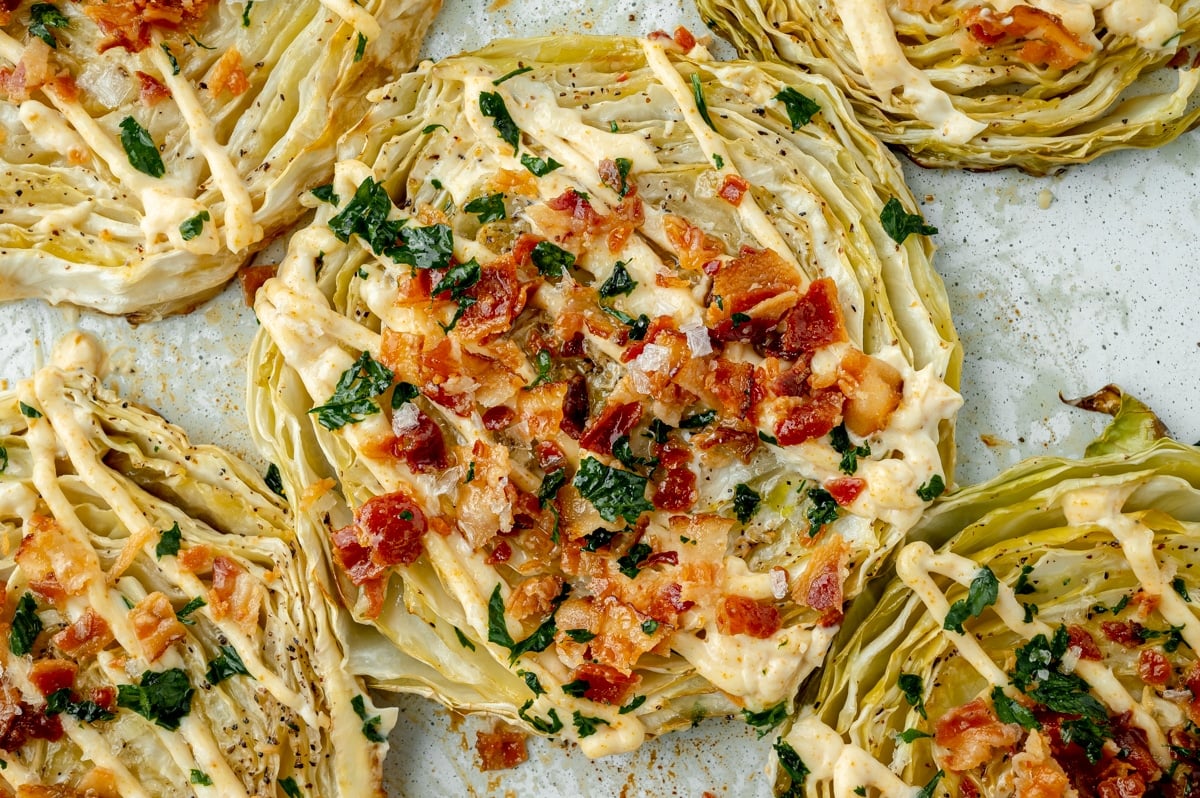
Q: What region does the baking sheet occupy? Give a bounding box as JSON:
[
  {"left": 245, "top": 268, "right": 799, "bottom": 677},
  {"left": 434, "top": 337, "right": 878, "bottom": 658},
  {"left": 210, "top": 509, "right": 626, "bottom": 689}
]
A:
[{"left": 3, "top": 0, "right": 1200, "bottom": 794}]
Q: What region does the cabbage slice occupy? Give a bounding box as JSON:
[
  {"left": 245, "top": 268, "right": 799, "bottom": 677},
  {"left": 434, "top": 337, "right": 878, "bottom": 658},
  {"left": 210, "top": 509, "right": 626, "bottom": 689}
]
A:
[{"left": 0, "top": 334, "right": 390, "bottom": 797}]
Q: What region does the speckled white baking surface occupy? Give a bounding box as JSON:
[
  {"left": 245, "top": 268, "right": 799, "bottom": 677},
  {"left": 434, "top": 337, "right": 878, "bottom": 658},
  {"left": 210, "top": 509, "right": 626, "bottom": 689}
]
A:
[{"left": 2, "top": 1, "right": 1199, "bottom": 795}]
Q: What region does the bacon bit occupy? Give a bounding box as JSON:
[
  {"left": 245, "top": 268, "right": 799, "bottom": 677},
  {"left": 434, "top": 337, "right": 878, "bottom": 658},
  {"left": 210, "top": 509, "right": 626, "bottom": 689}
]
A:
[
  {"left": 710, "top": 247, "right": 799, "bottom": 325},
  {"left": 541, "top": 189, "right": 605, "bottom": 249},
  {"left": 692, "top": 422, "right": 759, "bottom": 463},
  {"left": 961, "top": 5, "right": 1094, "bottom": 70},
  {"left": 674, "top": 26, "right": 697, "bottom": 51},
  {"left": 130, "top": 592, "right": 186, "bottom": 662},
  {"left": 770, "top": 362, "right": 812, "bottom": 399},
  {"left": 28, "top": 660, "right": 77, "bottom": 697},
  {"left": 1168, "top": 48, "right": 1191, "bottom": 69},
  {"left": 135, "top": 71, "right": 171, "bottom": 106},
  {"left": 825, "top": 477, "right": 865, "bottom": 507},
  {"left": 778, "top": 278, "right": 849, "bottom": 358},
  {"left": 83, "top": 0, "right": 218, "bottom": 54},
  {"left": 960, "top": 777, "right": 982, "bottom": 798},
  {"left": 237, "top": 264, "right": 277, "bottom": 307},
  {"left": 481, "top": 405, "right": 516, "bottom": 431},
  {"left": 457, "top": 441, "right": 514, "bottom": 549},
  {"left": 1056, "top": 626, "right": 1100, "bottom": 661},
  {"left": 598, "top": 158, "right": 628, "bottom": 195},
  {"left": 792, "top": 535, "right": 849, "bottom": 625},
  {"left": 476, "top": 725, "right": 528, "bottom": 771},
  {"left": 705, "top": 358, "right": 755, "bottom": 418},
  {"left": 554, "top": 595, "right": 660, "bottom": 672},
  {"left": 507, "top": 575, "right": 564, "bottom": 623},
  {"left": 178, "top": 544, "right": 215, "bottom": 574},
  {"left": 485, "top": 541, "right": 512, "bottom": 565},
  {"left": 389, "top": 406, "right": 449, "bottom": 473},
  {"left": 299, "top": 477, "right": 336, "bottom": 513},
  {"left": 716, "top": 595, "right": 781, "bottom": 638},
  {"left": 1138, "top": 649, "right": 1171, "bottom": 687},
  {"left": 651, "top": 449, "right": 697, "bottom": 512},
  {"left": 0, "top": 681, "right": 62, "bottom": 752},
  {"left": 205, "top": 47, "right": 250, "bottom": 98},
  {"left": 456, "top": 259, "right": 532, "bottom": 343},
  {"left": 1013, "top": 731, "right": 1073, "bottom": 798},
  {"left": 646, "top": 582, "right": 693, "bottom": 625},
  {"left": 533, "top": 441, "right": 568, "bottom": 472},
  {"left": 52, "top": 609, "right": 113, "bottom": 658},
  {"left": 89, "top": 686, "right": 116, "bottom": 713},
  {"left": 1128, "top": 590, "right": 1160, "bottom": 621},
  {"left": 1101, "top": 620, "right": 1142, "bottom": 648},
  {"left": 75, "top": 768, "right": 122, "bottom": 798},
  {"left": 559, "top": 374, "right": 590, "bottom": 440},
  {"left": 717, "top": 174, "right": 750, "bottom": 206},
  {"left": 775, "top": 389, "right": 845, "bottom": 446},
  {"left": 580, "top": 401, "right": 643, "bottom": 456},
  {"left": 1102, "top": 718, "right": 1161, "bottom": 789},
  {"left": 208, "top": 555, "right": 262, "bottom": 635},
  {"left": 838, "top": 350, "right": 904, "bottom": 437},
  {"left": 574, "top": 663, "right": 640, "bottom": 705},
  {"left": 16, "top": 516, "right": 95, "bottom": 606},
  {"left": 934, "top": 698, "right": 1021, "bottom": 771},
  {"left": 605, "top": 194, "right": 644, "bottom": 254},
  {"left": 663, "top": 215, "right": 724, "bottom": 274},
  {"left": 0, "top": 0, "right": 18, "bottom": 24},
  {"left": 0, "top": 38, "right": 50, "bottom": 103}
]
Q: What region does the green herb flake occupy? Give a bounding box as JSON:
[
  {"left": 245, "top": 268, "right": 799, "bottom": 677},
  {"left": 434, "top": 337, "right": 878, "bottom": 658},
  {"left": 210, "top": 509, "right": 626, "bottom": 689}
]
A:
[
  {"left": 526, "top": 350, "right": 554, "bottom": 390},
  {"left": 155, "top": 522, "right": 182, "bottom": 559},
  {"left": 991, "top": 686, "right": 1040, "bottom": 730},
  {"left": 0, "top": 446, "right": 7, "bottom": 472},
  {"left": 806, "top": 488, "right": 839, "bottom": 534},
  {"left": 176, "top": 596, "right": 206, "bottom": 625},
  {"left": 619, "top": 694, "right": 646, "bottom": 714},
  {"left": 453, "top": 626, "right": 476, "bottom": 651},
  {"left": 680, "top": 409, "right": 716, "bottom": 429},
  {"left": 916, "top": 770, "right": 945, "bottom": 798},
  {"left": 612, "top": 435, "right": 657, "bottom": 472},
  {"left": 18, "top": 402, "right": 41, "bottom": 419},
  {"left": 118, "top": 117, "right": 165, "bottom": 178},
  {"left": 733, "top": 483, "right": 761, "bottom": 524},
  {"left": 561, "top": 679, "right": 590, "bottom": 698},
  {"left": 774, "top": 87, "right": 821, "bottom": 130},
  {"left": 492, "top": 65, "right": 532, "bottom": 85},
  {"left": 264, "top": 463, "right": 286, "bottom": 499},
  {"left": 422, "top": 124, "right": 447, "bottom": 135},
  {"left": 518, "top": 700, "right": 563, "bottom": 734},
  {"left": 280, "top": 777, "right": 303, "bottom": 798},
  {"left": 617, "top": 542, "right": 652, "bottom": 580},
  {"left": 537, "top": 467, "right": 566, "bottom": 506},
  {"left": 598, "top": 261, "right": 636, "bottom": 298},
  {"left": 1010, "top": 626, "right": 1109, "bottom": 723},
  {"left": 311, "top": 184, "right": 339, "bottom": 205},
  {"left": 45, "top": 688, "right": 115, "bottom": 722},
  {"left": 353, "top": 32, "right": 367, "bottom": 62},
  {"left": 191, "top": 769, "right": 213, "bottom": 786},
  {"left": 916, "top": 474, "right": 946, "bottom": 502},
  {"left": 582, "top": 527, "right": 617, "bottom": 552},
  {"left": 206, "top": 645, "right": 251, "bottom": 685},
  {"left": 161, "top": 43, "right": 180, "bottom": 75},
  {"left": 520, "top": 153, "right": 563, "bottom": 176},
  {"left": 573, "top": 457, "right": 653, "bottom": 524},
  {"left": 897, "top": 728, "right": 932, "bottom": 743},
  {"left": 742, "top": 702, "right": 786, "bottom": 738},
  {"left": 479, "top": 91, "right": 520, "bottom": 153},
  {"left": 28, "top": 4, "right": 69, "bottom": 49},
  {"left": 829, "top": 424, "right": 870, "bottom": 474},
  {"left": 600, "top": 305, "right": 651, "bottom": 340},
  {"left": 1023, "top": 602, "right": 1039, "bottom": 623},
  {"left": 758, "top": 431, "right": 778, "bottom": 445},
  {"left": 881, "top": 197, "right": 937, "bottom": 244},
  {"left": 486, "top": 584, "right": 565, "bottom": 664},
  {"left": 116, "top": 668, "right": 194, "bottom": 730},
  {"left": 1112, "top": 594, "right": 1131, "bottom": 615},
  {"left": 609, "top": 121, "right": 619, "bottom": 133},
  {"left": 572, "top": 710, "right": 610, "bottom": 738},
  {"left": 773, "top": 738, "right": 809, "bottom": 793},
  {"left": 564, "top": 628, "right": 595, "bottom": 644},
  {"left": 531, "top": 241, "right": 575, "bottom": 278},
  {"left": 188, "top": 33, "right": 216, "bottom": 50},
  {"left": 641, "top": 619, "right": 659, "bottom": 635},
  {"left": 351, "top": 694, "right": 388, "bottom": 743},
  {"left": 519, "top": 670, "right": 545, "bottom": 695},
  {"left": 241, "top": 0, "right": 253, "bottom": 26},
  {"left": 309, "top": 350, "right": 394, "bottom": 430},
  {"left": 1174, "top": 577, "right": 1192, "bottom": 602},
  {"left": 712, "top": 153, "right": 724, "bottom": 169},
  {"left": 612, "top": 157, "right": 634, "bottom": 197},
  {"left": 1061, "top": 718, "right": 1109, "bottom": 764},
  {"left": 943, "top": 566, "right": 999, "bottom": 634},
  {"left": 391, "top": 382, "right": 419, "bottom": 409},
  {"left": 854, "top": 789, "right": 866, "bottom": 797},
  {"left": 179, "top": 210, "right": 210, "bottom": 241},
  {"left": 464, "top": 193, "right": 507, "bottom": 223},
  {"left": 690, "top": 72, "right": 716, "bottom": 131},
  {"left": 1014, "top": 564, "right": 1036, "bottom": 595},
  {"left": 898, "top": 673, "right": 926, "bottom": 719}
]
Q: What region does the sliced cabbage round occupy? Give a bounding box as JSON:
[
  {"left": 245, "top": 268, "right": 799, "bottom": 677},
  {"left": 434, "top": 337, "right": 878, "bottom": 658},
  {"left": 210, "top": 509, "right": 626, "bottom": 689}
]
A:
[
  {"left": 0, "top": 0, "right": 439, "bottom": 319},
  {"left": 781, "top": 421, "right": 1200, "bottom": 795},
  {"left": 698, "top": 0, "right": 1200, "bottom": 173},
  {"left": 0, "top": 334, "right": 391, "bottom": 797},
  {"left": 248, "top": 34, "right": 960, "bottom": 757}
]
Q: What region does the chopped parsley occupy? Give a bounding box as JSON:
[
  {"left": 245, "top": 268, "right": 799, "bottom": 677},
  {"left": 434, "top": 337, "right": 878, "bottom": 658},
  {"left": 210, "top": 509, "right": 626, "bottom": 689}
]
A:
[
  {"left": 118, "top": 117, "right": 165, "bottom": 178},
  {"left": 264, "top": 463, "right": 286, "bottom": 499},
  {"left": 612, "top": 435, "right": 657, "bottom": 472},
  {"left": 176, "top": 596, "right": 206, "bottom": 625},
  {"left": 492, "top": 65, "right": 532, "bottom": 85},
  {"left": 1174, "top": 577, "right": 1192, "bottom": 602},
  {"left": 617, "top": 542, "right": 653, "bottom": 580},
  {"left": 351, "top": 694, "right": 387, "bottom": 743},
  {"left": 898, "top": 673, "right": 926, "bottom": 719},
  {"left": 191, "top": 769, "right": 213, "bottom": 786},
  {"left": 773, "top": 738, "right": 809, "bottom": 796},
  {"left": 712, "top": 153, "right": 724, "bottom": 169},
  {"left": 563, "top": 628, "right": 595, "bottom": 644},
  {"left": 646, "top": 418, "right": 672, "bottom": 444},
  {"left": 730, "top": 311, "right": 751, "bottom": 325},
  {"left": 432, "top": 258, "right": 481, "bottom": 333},
  {"left": 520, "top": 153, "right": 563, "bottom": 176},
  {"left": 562, "top": 679, "right": 590, "bottom": 698},
  {"left": 479, "top": 91, "right": 520, "bottom": 152},
  {"left": 161, "top": 43, "right": 180, "bottom": 75},
  {"left": 422, "top": 124, "right": 447, "bottom": 135},
  {"left": 353, "top": 32, "right": 367, "bottom": 62},
  {"left": 526, "top": 349, "right": 554, "bottom": 390},
  {"left": 518, "top": 701, "right": 563, "bottom": 734},
  {"left": 897, "top": 728, "right": 932, "bottom": 743},
  {"left": 205, "top": 645, "right": 251, "bottom": 685},
  {"left": 29, "top": 4, "right": 69, "bottom": 49},
  {"left": 916, "top": 770, "right": 945, "bottom": 798},
  {"left": 916, "top": 474, "right": 946, "bottom": 502},
  {"left": 464, "top": 461, "right": 475, "bottom": 483},
  {"left": 619, "top": 695, "right": 646, "bottom": 714},
  {"left": 600, "top": 305, "right": 650, "bottom": 340},
  {"left": 641, "top": 619, "right": 659, "bottom": 635},
  {"left": 18, "top": 402, "right": 41, "bottom": 419},
  {"left": 0, "top": 446, "right": 6, "bottom": 472},
  {"left": 391, "top": 381, "right": 419, "bottom": 409},
  {"left": 241, "top": 0, "right": 253, "bottom": 26},
  {"left": 582, "top": 527, "right": 618, "bottom": 552},
  {"left": 572, "top": 710, "right": 610, "bottom": 738},
  {"left": 279, "top": 777, "right": 303, "bottom": 798},
  {"left": 179, "top": 210, "right": 210, "bottom": 241},
  {"left": 881, "top": 197, "right": 937, "bottom": 244},
  {"left": 464, "top": 193, "right": 506, "bottom": 223},
  {"left": 1062, "top": 718, "right": 1109, "bottom": 764},
  {"left": 732, "top": 483, "right": 760, "bottom": 524},
  {"left": 188, "top": 33, "right": 216, "bottom": 50},
  {"left": 829, "top": 424, "right": 870, "bottom": 474},
  {"left": 758, "top": 431, "right": 778, "bottom": 445},
  {"left": 1010, "top": 626, "right": 1109, "bottom": 732},
  {"left": 45, "top": 689, "right": 115, "bottom": 723},
  {"left": 573, "top": 457, "right": 653, "bottom": 524},
  {"left": 117, "top": 668, "right": 194, "bottom": 730},
  {"left": 774, "top": 87, "right": 821, "bottom": 130},
  {"left": 453, "top": 626, "right": 476, "bottom": 651},
  {"left": 309, "top": 350, "right": 394, "bottom": 430},
  {"left": 742, "top": 702, "right": 786, "bottom": 737},
  {"left": 598, "top": 261, "right": 636, "bottom": 298},
  {"left": 690, "top": 72, "right": 716, "bottom": 131},
  {"left": 520, "top": 670, "right": 545, "bottom": 695},
  {"left": 531, "top": 241, "right": 575, "bottom": 278},
  {"left": 805, "top": 488, "right": 839, "bottom": 534},
  {"left": 1014, "top": 564, "right": 1036, "bottom": 595},
  {"left": 679, "top": 409, "right": 716, "bottom": 429},
  {"left": 537, "top": 467, "right": 566, "bottom": 506},
  {"left": 991, "top": 686, "right": 1040, "bottom": 730},
  {"left": 310, "top": 184, "right": 339, "bottom": 205},
  {"left": 487, "top": 583, "right": 565, "bottom": 664},
  {"left": 610, "top": 157, "right": 634, "bottom": 197},
  {"left": 155, "top": 522, "right": 182, "bottom": 558},
  {"left": 1023, "top": 602, "right": 1039, "bottom": 623},
  {"left": 943, "top": 566, "right": 999, "bottom": 634},
  {"left": 328, "top": 177, "right": 454, "bottom": 269}
]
